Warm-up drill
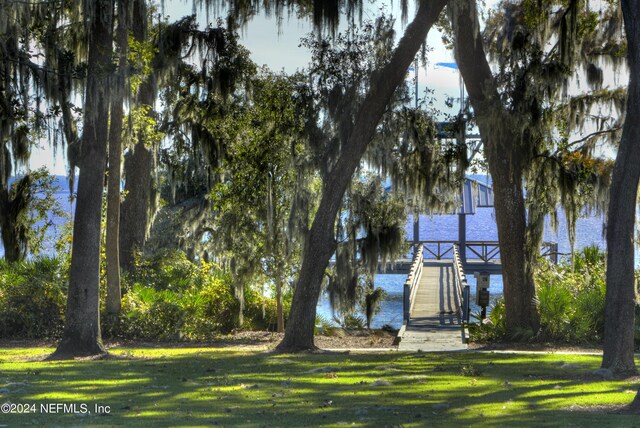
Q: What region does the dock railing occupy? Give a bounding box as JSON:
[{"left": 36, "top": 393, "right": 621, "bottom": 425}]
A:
[
  {"left": 416, "top": 240, "right": 500, "bottom": 262},
  {"left": 403, "top": 245, "right": 424, "bottom": 324},
  {"left": 452, "top": 245, "right": 471, "bottom": 343},
  {"left": 412, "top": 240, "right": 558, "bottom": 264}
]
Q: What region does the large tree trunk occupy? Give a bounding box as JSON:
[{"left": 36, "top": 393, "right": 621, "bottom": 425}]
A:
[
  {"left": 52, "top": 0, "right": 113, "bottom": 359},
  {"left": 450, "top": 0, "right": 540, "bottom": 335},
  {"left": 602, "top": 0, "right": 640, "bottom": 376},
  {"left": 106, "top": 0, "right": 128, "bottom": 316},
  {"left": 0, "top": 155, "right": 30, "bottom": 262},
  {"left": 119, "top": 0, "right": 158, "bottom": 271},
  {"left": 120, "top": 142, "right": 156, "bottom": 270},
  {"left": 0, "top": 196, "right": 24, "bottom": 263},
  {"left": 0, "top": 207, "right": 22, "bottom": 262},
  {"left": 275, "top": 262, "right": 285, "bottom": 333},
  {"left": 235, "top": 281, "right": 245, "bottom": 327},
  {"left": 489, "top": 161, "right": 539, "bottom": 333},
  {"left": 275, "top": 0, "right": 447, "bottom": 352}
]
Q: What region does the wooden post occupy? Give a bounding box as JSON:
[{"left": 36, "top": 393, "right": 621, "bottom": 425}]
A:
[
  {"left": 404, "top": 282, "right": 410, "bottom": 322},
  {"left": 463, "top": 285, "right": 470, "bottom": 323},
  {"left": 458, "top": 213, "right": 466, "bottom": 263},
  {"left": 413, "top": 207, "right": 420, "bottom": 256}
]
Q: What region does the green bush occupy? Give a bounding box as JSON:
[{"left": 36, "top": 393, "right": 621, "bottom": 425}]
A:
[
  {"left": 468, "top": 297, "right": 506, "bottom": 342},
  {"left": 181, "top": 273, "right": 240, "bottom": 337},
  {"left": 126, "top": 250, "right": 200, "bottom": 293},
  {"left": 243, "top": 285, "right": 289, "bottom": 331},
  {"left": 536, "top": 271, "right": 574, "bottom": 340},
  {"left": 0, "top": 257, "right": 67, "bottom": 339},
  {"left": 107, "top": 251, "right": 279, "bottom": 341},
  {"left": 536, "top": 246, "right": 607, "bottom": 343},
  {"left": 111, "top": 286, "right": 184, "bottom": 340},
  {"left": 1, "top": 250, "right": 285, "bottom": 341},
  {"left": 469, "top": 245, "right": 609, "bottom": 344},
  {"left": 315, "top": 313, "right": 338, "bottom": 335}
]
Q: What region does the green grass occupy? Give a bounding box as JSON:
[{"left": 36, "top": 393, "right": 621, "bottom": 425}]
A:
[{"left": 0, "top": 346, "right": 638, "bottom": 427}]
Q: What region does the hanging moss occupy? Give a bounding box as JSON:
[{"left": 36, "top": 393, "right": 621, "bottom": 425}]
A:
[
  {"left": 158, "top": 20, "right": 255, "bottom": 206},
  {"left": 194, "top": 0, "right": 380, "bottom": 35},
  {"left": 477, "top": 0, "right": 623, "bottom": 273},
  {"left": 0, "top": 0, "right": 82, "bottom": 259},
  {"left": 326, "top": 176, "right": 408, "bottom": 323},
  {"left": 368, "top": 107, "right": 467, "bottom": 215}
]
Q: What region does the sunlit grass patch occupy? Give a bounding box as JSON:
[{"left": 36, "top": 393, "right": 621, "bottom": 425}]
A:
[{"left": 0, "top": 346, "right": 638, "bottom": 426}]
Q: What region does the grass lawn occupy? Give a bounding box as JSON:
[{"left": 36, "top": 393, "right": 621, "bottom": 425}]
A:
[{"left": 0, "top": 346, "right": 639, "bottom": 427}]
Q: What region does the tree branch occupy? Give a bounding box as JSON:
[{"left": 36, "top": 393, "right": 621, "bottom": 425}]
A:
[{"left": 565, "top": 127, "right": 622, "bottom": 148}]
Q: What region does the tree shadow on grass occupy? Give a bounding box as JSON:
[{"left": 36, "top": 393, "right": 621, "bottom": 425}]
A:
[{"left": 1, "top": 349, "right": 638, "bottom": 426}]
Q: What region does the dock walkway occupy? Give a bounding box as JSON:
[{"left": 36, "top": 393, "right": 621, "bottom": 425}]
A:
[{"left": 398, "top": 260, "right": 467, "bottom": 352}]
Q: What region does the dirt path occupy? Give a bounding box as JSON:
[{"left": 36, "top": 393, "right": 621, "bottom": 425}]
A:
[
  {"left": 0, "top": 330, "right": 398, "bottom": 351},
  {"left": 1, "top": 331, "right": 609, "bottom": 354}
]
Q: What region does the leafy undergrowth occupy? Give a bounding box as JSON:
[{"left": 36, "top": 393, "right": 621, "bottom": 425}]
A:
[{"left": 0, "top": 347, "right": 638, "bottom": 427}]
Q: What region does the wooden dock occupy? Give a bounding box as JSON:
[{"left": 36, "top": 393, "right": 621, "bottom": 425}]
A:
[
  {"left": 393, "top": 242, "right": 516, "bottom": 351},
  {"left": 398, "top": 260, "right": 468, "bottom": 351}
]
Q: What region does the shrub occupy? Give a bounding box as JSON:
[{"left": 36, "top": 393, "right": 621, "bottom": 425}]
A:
[
  {"left": 126, "top": 250, "right": 199, "bottom": 293},
  {"left": 107, "top": 251, "right": 275, "bottom": 341},
  {"left": 468, "top": 297, "right": 506, "bottom": 342},
  {"left": 0, "top": 257, "right": 67, "bottom": 339},
  {"left": 536, "top": 269, "right": 574, "bottom": 340},
  {"left": 468, "top": 245, "right": 609, "bottom": 344},
  {"left": 112, "top": 286, "right": 185, "bottom": 340},
  {"left": 1, "top": 249, "right": 289, "bottom": 341},
  {"left": 181, "top": 271, "right": 240, "bottom": 338},
  {"left": 535, "top": 246, "right": 607, "bottom": 343},
  {"left": 243, "top": 285, "right": 290, "bottom": 331},
  {"left": 315, "top": 313, "right": 338, "bottom": 335}
]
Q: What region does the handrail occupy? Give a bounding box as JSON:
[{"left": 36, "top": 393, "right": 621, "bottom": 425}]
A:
[
  {"left": 411, "top": 240, "right": 500, "bottom": 261},
  {"left": 452, "top": 245, "right": 470, "bottom": 343},
  {"left": 403, "top": 245, "right": 424, "bottom": 323},
  {"left": 410, "top": 239, "right": 558, "bottom": 264}
]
